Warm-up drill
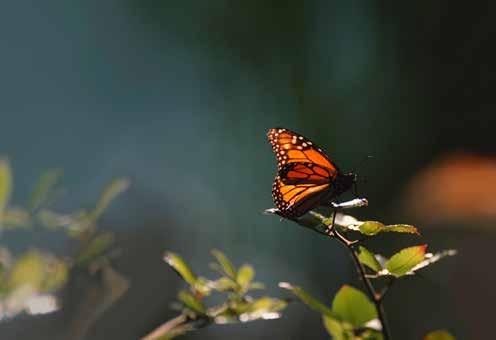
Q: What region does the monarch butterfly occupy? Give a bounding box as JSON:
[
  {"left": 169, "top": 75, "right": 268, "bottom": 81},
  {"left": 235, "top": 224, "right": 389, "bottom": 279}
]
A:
[{"left": 267, "top": 128, "right": 358, "bottom": 219}]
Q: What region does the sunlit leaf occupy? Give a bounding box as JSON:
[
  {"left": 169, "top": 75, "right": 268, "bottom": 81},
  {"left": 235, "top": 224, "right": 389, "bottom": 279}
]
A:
[
  {"left": 0, "top": 158, "right": 13, "bottom": 224},
  {"left": 359, "top": 221, "right": 419, "bottom": 236},
  {"left": 238, "top": 297, "right": 287, "bottom": 322},
  {"left": 323, "top": 315, "right": 348, "bottom": 340},
  {"left": 4, "top": 251, "right": 45, "bottom": 292},
  {"left": 209, "top": 277, "right": 237, "bottom": 292},
  {"left": 211, "top": 249, "right": 236, "bottom": 279},
  {"left": 424, "top": 330, "right": 456, "bottom": 340},
  {"left": 359, "top": 221, "right": 384, "bottom": 235},
  {"left": 90, "top": 178, "right": 130, "bottom": 221},
  {"left": 237, "top": 265, "right": 254, "bottom": 292},
  {"left": 410, "top": 249, "right": 457, "bottom": 273},
  {"left": 191, "top": 277, "right": 212, "bottom": 297},
  {"left": 178, "top": 290, "right": 206, "bottom": 314},
  {"left": 279, "top": 282, "right": 335, "bottom": 317},
  {"left": 385, "top": 245, "right": 427, "bottom": 277},
  {"left": 75, "top": 232, "right": 114, "bottom": 266},
  {"left": 357, "top": 246, "right": 382, "bottom": 272},
  {"left": 164, "top": 252, "right": 197, "bottom": 286},
  {"left": 28, "top": 169, "right": 63, "bottom": 210},
  {"left": 384, "top": 224, "right": 419, "bottom": 235},
  {"left": 332, "top": 285, "right": 377, "bottom": 327}
]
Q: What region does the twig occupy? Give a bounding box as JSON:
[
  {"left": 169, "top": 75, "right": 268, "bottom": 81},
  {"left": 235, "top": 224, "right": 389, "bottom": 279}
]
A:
[
  {"left": 329, "top": 223, "right": 392, "bottom": 340},
  {"left": 141, "top": 314, "right": 210, "bottom": 340}
]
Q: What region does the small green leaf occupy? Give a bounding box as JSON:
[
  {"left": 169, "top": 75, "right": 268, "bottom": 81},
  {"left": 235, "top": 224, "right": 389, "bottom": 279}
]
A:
[
  {"left": 424, "top": 330, "right": 456, "bottom": 340},
  {"left": 359, "top": 221, "right": 419, "bottom": 236},
  {"left": 0, "top": 158, "right": 13, "bottom": 224},
  {"left": 362, "top": 329, "right": 385, "bottom": 340},
  {"left": 332, "top": 285, "right": 377, "bottom": 327},
  {"left": 323, "top": 315, "right": 348, "bottom": 340},
  {"left": 211, "top": 249, "right": 236, "bottom": 278},
  {"left": 359, "top": 221, "right": 385, "bottom": 235},
  {"left": 178, "top": 290, "right": 206, "bottom": 314},
  {"left": 75, "top": 232, "right": 114, "bottom": 266},
  {"left": 279, "top": 282, "right": 335, "bottom": 317},
  {"left": 91, "top": 178, "right": 130, "bottom": 221},
  {"left": 28, "top": 168, "right": 63, "bottom": 210},
  {"left": 5, "top": 250, "right": 45, "bottom": 292},
  {"left": 357, "top": 246, "right": 382, "bottom": 272},
  {"left": 410, "top": 249, "right": 457, "bottom": 273},
  {"left": 385, "top": 245, "right": 427, "bottom": 277},
  {"left": 384, "top": 224, "right": 419, "bottom": 235},
  {"left": 209, "top": 277, "right": 237, "bottom": 292},
  {"left": 237, "top": 264, "right": 254, "bottom": 291},
  {"left": 238, "top": 297, "right": 287, "bottom": 322},
  {"left": 164, "top": 252, "right": 197, "bottom": 286}
]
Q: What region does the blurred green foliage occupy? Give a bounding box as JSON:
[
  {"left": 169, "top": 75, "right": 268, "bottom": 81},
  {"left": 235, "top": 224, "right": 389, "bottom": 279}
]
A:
[
  {"left": 0, "top": 156, "right": 128, "bottom": 326},
  {"left": 268, "top": 208, "right": 457, "bottom": 339},
  {"left": 145, "top": 250, "right": 287, "bottom": 339}
]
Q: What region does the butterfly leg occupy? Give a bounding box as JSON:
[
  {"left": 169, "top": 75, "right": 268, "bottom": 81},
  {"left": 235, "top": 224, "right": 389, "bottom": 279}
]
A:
[{"left": 324, "top": 208, "right": 337, "bottom": 236}]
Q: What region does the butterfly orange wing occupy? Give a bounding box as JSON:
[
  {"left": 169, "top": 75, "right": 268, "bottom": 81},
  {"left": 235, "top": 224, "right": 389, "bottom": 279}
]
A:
[
  {"left": 267, "top": 128, "right": 340, "bottom": 174},
  {"left": 268, "top": 128, "right": 341, "bottom": 218},
  {"left": 272, "top": 175, "right": 330, "bottom": 219}
]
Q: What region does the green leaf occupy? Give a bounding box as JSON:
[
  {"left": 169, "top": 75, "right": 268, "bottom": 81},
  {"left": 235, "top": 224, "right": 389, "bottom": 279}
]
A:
[
  {"left": 332, "top": 285, "right": 377, "bottom": 327},
  {"left": 28, "top": 168, "right": 63, "bottom": 210},
  {"left": 211, "top": 249, "right": 236, "bottom": 278},
  {"left": 385, "top": 245, "right": 427, "bottom": 277},
  {"left": 409, "top": 249, "right": 457, "bottom": 273},
  {"left": 359, "top": 221, "right": 419, "bottom": 236},
  {"left": 322, "top": 315, "right": 348, "bottom": 340},
  {"left": 383, "top": 224, "right": 420, "bottom": 235},
  {"left": 238, "top": 297, "right": 287, "bottom": 322},
  {"left": 362, "top": 329, "right": 385, "bottom": 340},
  {"left": 209, "top": 277, "right": 237, "bottom": 292},
  {"left": 75, "top": 232, "right": 115, "bottom": 266},
  {"left": 164, "top": 252, "right": 197, "bottom": 286},
  {"left": 178, "top": 290, "right": 206, "bottom": 314},
  {"left": 357, "top": 246, "right": 382, "bottom": 272},
  {"left": 237, "top": 264, "right": 254, "bottom": 292},
  {"left": 0, "top": 158, "right": 13, "bottom": 224},
  {"left": 4, "top": 250, "right": 45, "bottom": 292},
  {"left": 359, "top": 221, "right": 384, "bottom": 235},
  {"left": 279, "top": 282, "right": 335, "bottom": 317},
  {"left": 90, "top": 178, "right": 130, "bottom": 221},
  {"left": 424, "top": 330, "right": 456, "bottom": 340}
]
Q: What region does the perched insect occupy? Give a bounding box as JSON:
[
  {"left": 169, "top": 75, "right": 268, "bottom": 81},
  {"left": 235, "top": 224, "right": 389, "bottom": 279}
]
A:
[{"left": 267, "top": 127, "right": 358, "bottom": 219}]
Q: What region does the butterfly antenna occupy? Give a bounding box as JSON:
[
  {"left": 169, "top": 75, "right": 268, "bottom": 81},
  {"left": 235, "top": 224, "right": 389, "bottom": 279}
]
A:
[{"left": 351, "top": 155, "right": 373, "bottom": 196}]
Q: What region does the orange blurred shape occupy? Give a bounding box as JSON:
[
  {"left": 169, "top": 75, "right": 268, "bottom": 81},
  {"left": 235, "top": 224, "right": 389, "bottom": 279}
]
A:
[{"left": 403, "top": 153, "right": 496, "bottom": 224}]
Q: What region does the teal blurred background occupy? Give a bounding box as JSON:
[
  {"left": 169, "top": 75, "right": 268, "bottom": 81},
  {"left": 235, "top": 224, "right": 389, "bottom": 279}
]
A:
[{"left": 1, "top": 1, "right": 495, "bottom": 339}]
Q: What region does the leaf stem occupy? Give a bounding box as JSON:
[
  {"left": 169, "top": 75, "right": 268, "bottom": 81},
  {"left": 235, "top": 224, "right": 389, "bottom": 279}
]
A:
[{"left": 330, "top": 227, "right": 392, "bottom": 340}]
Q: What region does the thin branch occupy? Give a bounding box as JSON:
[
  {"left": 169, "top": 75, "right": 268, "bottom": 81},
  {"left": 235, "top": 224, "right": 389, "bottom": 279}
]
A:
[
  {"left": 330, "top": 224, "right": 392, "bottom": 340},
  {"left": 141, "top": 314, "right": 211, "bottom": 340}
]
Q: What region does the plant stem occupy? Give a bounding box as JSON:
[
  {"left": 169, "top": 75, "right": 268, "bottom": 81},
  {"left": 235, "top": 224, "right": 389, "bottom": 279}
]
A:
[
  {"left": 331, "top": 230, "right": 392, "bottom": 340},
  {"left": 141, "top": 314, "right": 211, "bottom": 340}
]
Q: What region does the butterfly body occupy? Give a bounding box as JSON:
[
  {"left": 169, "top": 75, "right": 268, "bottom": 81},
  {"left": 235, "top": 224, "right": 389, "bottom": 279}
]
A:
[{"left": 267, "top": 128, "right": 356, "bottom": 219}]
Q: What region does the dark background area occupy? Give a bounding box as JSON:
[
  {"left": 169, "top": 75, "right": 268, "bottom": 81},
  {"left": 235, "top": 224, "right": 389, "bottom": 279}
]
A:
[{"left": 1, "top": 1, "right": 495, "bottom": 339}]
